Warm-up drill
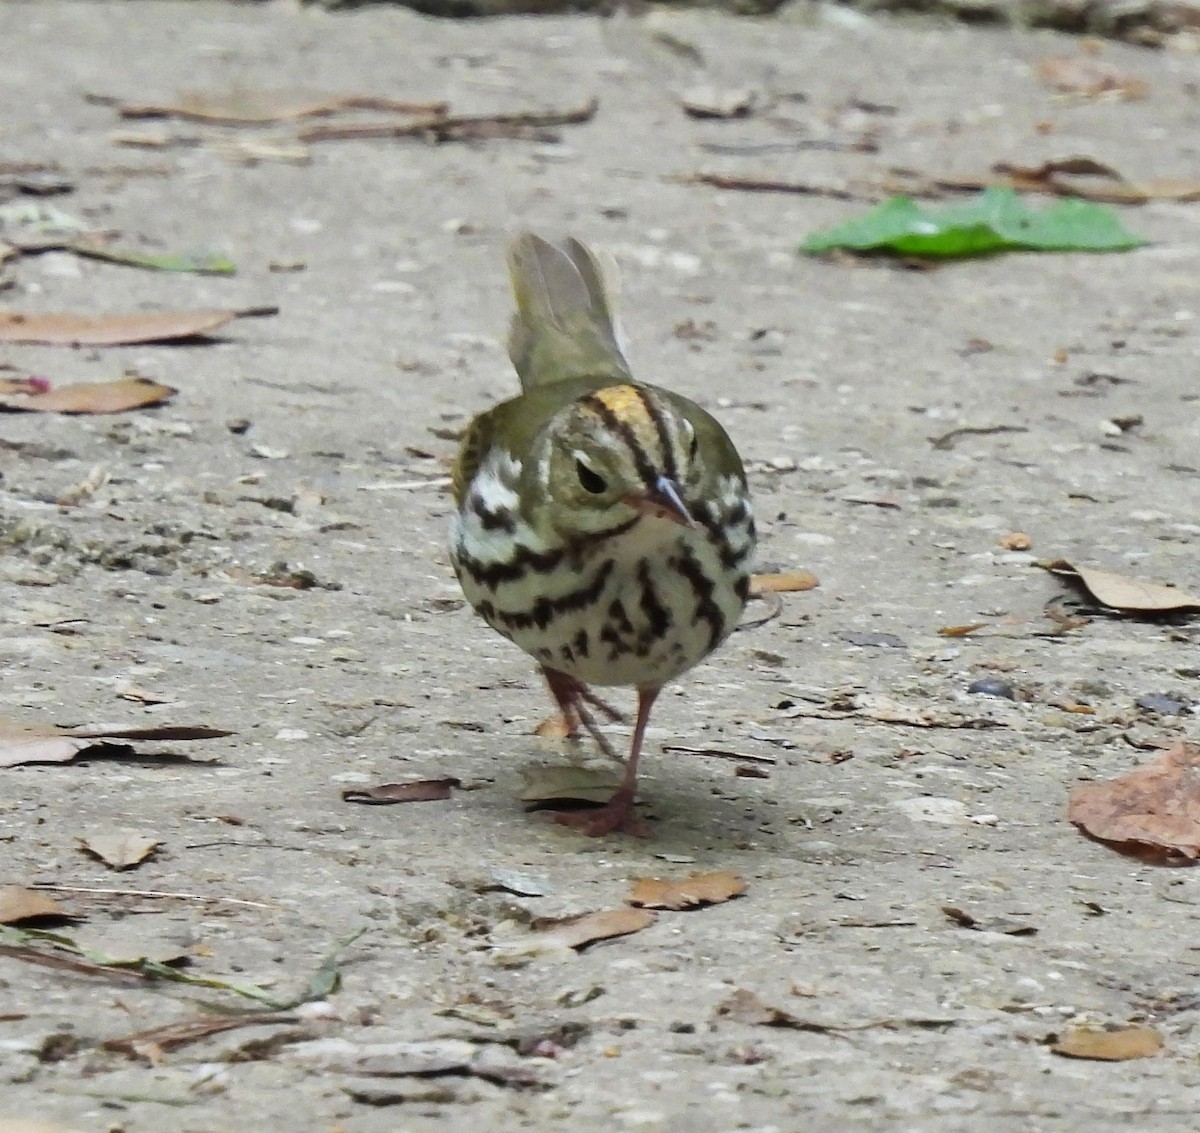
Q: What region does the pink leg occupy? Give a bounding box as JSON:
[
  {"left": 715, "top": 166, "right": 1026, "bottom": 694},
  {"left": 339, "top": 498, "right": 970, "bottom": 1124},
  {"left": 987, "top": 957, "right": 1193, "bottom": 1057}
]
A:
[
  {"left": 551, "top": 686, "right": 660, "bottom": 838},
  {"left": 541, "top": 667, "right": 623, "bottom": 761}
]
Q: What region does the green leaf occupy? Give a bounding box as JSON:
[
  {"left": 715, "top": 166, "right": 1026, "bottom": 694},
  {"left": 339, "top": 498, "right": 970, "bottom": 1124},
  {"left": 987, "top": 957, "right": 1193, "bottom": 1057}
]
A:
[
  {"left": 69, "top": 242, "right": 237, "bottom": 274},
  {"left": 801, "top": 188, "right": 1145, "bottom": 259}
]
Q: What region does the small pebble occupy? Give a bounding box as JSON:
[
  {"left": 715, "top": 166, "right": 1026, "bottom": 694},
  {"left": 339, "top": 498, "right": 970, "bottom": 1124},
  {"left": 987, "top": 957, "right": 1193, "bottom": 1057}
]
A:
[
  {"left": 1134, "top": 693, "right": 1189, "bottom": 716},
  {"left": 968, "top": 678, "right": 1016, "bottom": 700}
]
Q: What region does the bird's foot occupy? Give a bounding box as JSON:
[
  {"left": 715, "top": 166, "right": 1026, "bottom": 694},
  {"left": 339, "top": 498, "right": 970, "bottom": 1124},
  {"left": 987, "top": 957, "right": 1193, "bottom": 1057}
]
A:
[{"left": 546, "top": 790, "right": 649, "bottom": 838}]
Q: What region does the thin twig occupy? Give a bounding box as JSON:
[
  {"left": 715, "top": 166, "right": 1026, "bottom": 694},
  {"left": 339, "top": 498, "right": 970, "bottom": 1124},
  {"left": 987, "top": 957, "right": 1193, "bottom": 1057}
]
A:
[
  {"left": 300, "top": 98, "right": 598, "bottom": 143},
  {"left": 676, "top": 172, "right": 862, "bottom": 200},
  {"left": 29, "top": 883, "right": 273, "bottom": 909},
  {"left": 662, "top": 744, "right": 777, "bottom": 765}
]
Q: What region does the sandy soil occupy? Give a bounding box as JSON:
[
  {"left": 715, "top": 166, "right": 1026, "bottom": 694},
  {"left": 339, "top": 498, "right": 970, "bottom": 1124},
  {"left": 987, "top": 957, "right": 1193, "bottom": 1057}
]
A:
[{"left": 2, "top": 3, "right": 1200, "bottom": 1130}]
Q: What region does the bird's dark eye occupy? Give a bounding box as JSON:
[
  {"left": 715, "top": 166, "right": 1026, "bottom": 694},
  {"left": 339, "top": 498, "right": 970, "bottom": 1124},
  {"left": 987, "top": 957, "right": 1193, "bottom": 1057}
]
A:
[{"left": 576, "top": 460, "right": 607, "bottom": 495}]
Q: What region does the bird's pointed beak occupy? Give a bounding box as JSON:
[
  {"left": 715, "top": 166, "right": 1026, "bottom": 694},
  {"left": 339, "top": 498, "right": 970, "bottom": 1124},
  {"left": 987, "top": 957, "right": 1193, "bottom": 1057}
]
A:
[{"left": 626, "top": 477, "right": 694, "bottom": 527}]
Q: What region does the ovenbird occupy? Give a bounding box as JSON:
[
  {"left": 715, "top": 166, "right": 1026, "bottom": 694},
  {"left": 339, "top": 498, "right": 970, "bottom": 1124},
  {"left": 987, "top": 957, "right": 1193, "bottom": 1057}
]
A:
[{"left": 450, "top": 234, "right": 755, "bottom": 835}]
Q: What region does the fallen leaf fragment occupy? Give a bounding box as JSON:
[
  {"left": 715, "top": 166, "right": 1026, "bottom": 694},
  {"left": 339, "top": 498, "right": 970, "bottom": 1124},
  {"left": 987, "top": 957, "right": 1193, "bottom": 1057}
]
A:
[
  {"left": 341, "top": 778, "right": 459, "bottom": 805},
  {"left": 533, "top": 713, "right": 572, "bottom": 740},
  {"left": 1068, "top": 740, "right": 1200, "bottom": 860},
  {"left": 1035, "top": 55, "right": 1148, "bottom": 100},
  {"left": 750, "top": 570, "right": 819, "bottom": 595},
  {"left": 680, "top": 86, "right": 759, "bottom": 119},
  {"left": 1044, "top": 560, "right": 1200, "bottom": 614},
  {"left": 0, "top": 377, "right": 175, "bottom": 415},
  {"left": 0, "top": 886, "right": 65, "bottom": 924},
  {"left": 628, "top": 870, "right": 746, "bottom": 910},
  {"left": 531, "top": 907, "right": 655, "bottom": 951},
  {"left": 0, "top": 307, "right": 272, "bottom": 346},
  {"left": 79, "top": 833, "right": 161, "bottom": 871},
  {"left": 998, "top": 531, "right": 1032, "bottom": 551},
  {"left": 941, "top": 906, "right": 1037, "bottom": 936},
  {"left": 714, "top": 988, "right": 838, "bottom": 1033},
  {"left": 1051, "top": 1025, "right": 1163, "bottom": 1060},
  {"left": 938, "top": 623, "right": 987, "bottom": 638},
  {"left": 0, "top": 720, "right": 233, "bottom": 769}
]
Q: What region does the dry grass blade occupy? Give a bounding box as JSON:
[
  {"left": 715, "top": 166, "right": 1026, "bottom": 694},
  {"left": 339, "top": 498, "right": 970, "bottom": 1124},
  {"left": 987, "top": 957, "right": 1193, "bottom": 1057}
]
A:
[
  {"left": 103, "top": 1011, "right": 299, "bottom": 1059},
  {"left": 114, "top": 91, "right": 449, "bottom": 125}
]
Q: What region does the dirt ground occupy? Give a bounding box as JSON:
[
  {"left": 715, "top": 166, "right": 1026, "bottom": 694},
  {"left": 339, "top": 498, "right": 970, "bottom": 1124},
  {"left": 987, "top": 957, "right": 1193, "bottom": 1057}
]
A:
[{"left": 2, "top": 2, "right": 1200, "bottom": 1129}]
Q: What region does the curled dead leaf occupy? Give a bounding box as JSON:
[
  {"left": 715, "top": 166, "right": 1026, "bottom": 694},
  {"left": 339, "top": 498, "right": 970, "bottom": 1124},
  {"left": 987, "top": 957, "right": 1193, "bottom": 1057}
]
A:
[
  {"left": 529, "top": 907, "right": 654, "bottom": 951},
  {"left": 628, "top": 870, "right": 746, "bottom": 910},
  {"left": 79, "top": 832, "right": 161, "bottom": 870},
  {"left": 0, "top": 720, "right": 233, "bottom": 769},
  {"left": 341, "top": 778, "right": 459, "bottom": 805},
  {"left": 1035, "top": 55, "right": 1148, "bottom": 100},
  {"left": 1044, "top": 559, "right": 1200, "bottom": 613},
  {"left": 1068, "top": 740, "right": 1200, "bottom": 860},
  {"left": 1050, "top": 1024, "right": 1163, "bottom": 1060}
]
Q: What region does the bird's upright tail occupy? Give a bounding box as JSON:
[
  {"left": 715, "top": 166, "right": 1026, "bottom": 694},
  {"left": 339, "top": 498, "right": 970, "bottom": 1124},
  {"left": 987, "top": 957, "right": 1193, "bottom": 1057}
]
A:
[{"left": 506, "top": 233, "right": 633, "bottom": 391}]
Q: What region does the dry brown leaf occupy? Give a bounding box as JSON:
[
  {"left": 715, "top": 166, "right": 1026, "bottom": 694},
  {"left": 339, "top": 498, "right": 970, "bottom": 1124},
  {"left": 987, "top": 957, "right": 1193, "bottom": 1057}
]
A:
[
  {"left": 0, "top": 377, "right": 175, "bottom": 415},
  {"left": 1051, "top": 1025, "right": 1164, "bottom": 1060},
  {"left": 0, "top": 308, "right": 268, "bottom": 346},
  {"left": 1035, "top": 55, "right": 1148, "bottom": 100},
  {"left": 0, "top": 885, "right": 65, "bottom": 924},
  {"left": 79, "top": 832, "right": 161, "bottom": 870},
  {"left": 750, "top": 570, "right": 819, "bottom": 595},
  {"left": 341, "top": 778, "right": 459, "bottom": 805},
  {"left": 628, "top": 870, "right": 746, "bottom": 910},
  {"left": 1068, "top": 740, "right": 1200, "bottom": 860},
  {"left": 1045, "top": 560, "right": 1200, "bottom": 613},
  {"left": 0, "top": 720, "right": 233, "bottom": 769},
  {"left": 531, "top": 907, "right": 654, "bottom": 950},
  {"left": 993, "top": 157, "right": 1200, "bottom": 204}
]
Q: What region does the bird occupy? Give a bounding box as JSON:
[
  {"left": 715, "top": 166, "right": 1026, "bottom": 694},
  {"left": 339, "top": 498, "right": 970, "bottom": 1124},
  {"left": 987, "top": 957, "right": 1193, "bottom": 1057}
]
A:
[{"left": 449, "top": 233, "right": 755, "bottom": 836}]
